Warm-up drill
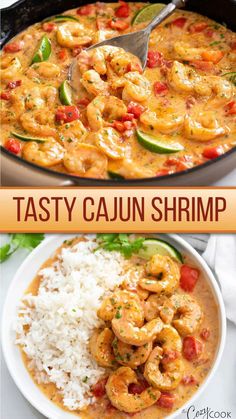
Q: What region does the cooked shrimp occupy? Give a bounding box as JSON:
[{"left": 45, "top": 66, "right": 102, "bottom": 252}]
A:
[
  {"left": 97, "top": 290, "right": 144, "bottom": 327},
  {"left": 209, "top": 76, "right": 234, "bottom": 102},
  {"left": 155, "top": 325, "right": 182, "bottom": 352},
  {"left": 184, "top": 112, "right": 227, "bottom": 141},
  {"left": 92, "top": 29, "right": 117, "bottom": 45},
  {"left": 168, "top": 61, "right": 210, "bottom": 95},
  {"left": 1, "top": 57, "right": 22, "bottom": 80},
  {"left": 144, "top": 345, "right": 183, "bottom": 391},
  {"left": 140, "top": 110, "right": 184, "bottom": 134},
  {"left": 112, "top": 337, "right": 152, "bottom": 369},
  {"left": 139, "top": 254, "right": 180, "bottom": 294},
  {"left": 30, "top": 62, "right": 60, "bottom": 79},
  {"left": 160, "top": 294, "right": 203, "bottom": 336},
  {"left": 58, "top": 120, "right": 87, "bottom": 146},
  {"left": 95, "top": 127, "right": 126, "bottom": 160},
  {"left": 106, "top": 367, "right": 161, "bottom": 413},
  {"left": 1, "top": 89, "right": 25, "bottom": 123},
  {"left": 121, "top": 267, "right": 149, "bottom": 301},
  {"left": 122, "top": 72, "right": 151, "bottom": 102},
  {"left": 57, "top": 21, "right": 92, "bottom": 48},
  {"left": 174, "top": 42, "right": 206, "bottom": 61},
  {"left": 87, "top": 95, "right": 127, "bottom": 131},
  {"left": 19, "top": 110, "right": 57, "bottom": 137},
  {"left": 25, "top": 86, "right": 58, "bottom": 110},
  {"left": 90, "top": 328, "right": 116, "bottom": 368},
  {"left": 112, "top": 316, "right": 163, "bottom": 346},
  {"left": 22, "top": 139, "right": 65, "bottom": 167},
  {"left": 144, "top": 295, "right": 173, "bottom": 323},
  {"left": 81, "top": 70, "right": 109, "bottom": 96},
  {"left": 63, "top": 143, "right": 108, "bottom": 178}
]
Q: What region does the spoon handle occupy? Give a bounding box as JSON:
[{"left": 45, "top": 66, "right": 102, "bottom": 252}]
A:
[{"left": 146, "top": 0, "right": 186, "bottom": 33}]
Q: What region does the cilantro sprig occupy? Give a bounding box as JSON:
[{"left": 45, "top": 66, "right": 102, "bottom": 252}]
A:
[
  {"left": 96, "top": 233, "right": 145, "bottom": 258},
  {"left": 0, "top": 234, "right": 44, "bottom": 263}
]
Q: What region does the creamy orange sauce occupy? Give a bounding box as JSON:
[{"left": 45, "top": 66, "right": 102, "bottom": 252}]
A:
[
  {"left": 20, "top": 235, "right": 219, "bottom": 418},
  {"left": 1, "top": 3, "right": 236, "bottom": 179}
]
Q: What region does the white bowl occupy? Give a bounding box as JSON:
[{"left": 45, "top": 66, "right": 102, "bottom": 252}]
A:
[{"left": 1, "top": 234, "right": 226, "bottom": 419}]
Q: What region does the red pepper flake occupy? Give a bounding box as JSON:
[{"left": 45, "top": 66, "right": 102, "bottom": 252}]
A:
[
  {"left": 200, "top": 328, "right": 211, "bottom": 341},
  {"left": 7, "top": 80, "right": 22, "bottom": 89},
  {"left": 181, "top": 375, "right": 198, "bottom": 385},
  {"left": 42, "top": 22, "right": 57, "bottom": 32},
  {"left": 0, "top": 91, "right": 11, "bottom": 100},
  {"left": 153, "top": 81, "right": 168, "bottom": 96}
]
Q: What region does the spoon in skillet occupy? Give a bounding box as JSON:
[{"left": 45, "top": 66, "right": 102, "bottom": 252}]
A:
[{"left": 68, "top": 0, "right": 186, "bottom": 82}]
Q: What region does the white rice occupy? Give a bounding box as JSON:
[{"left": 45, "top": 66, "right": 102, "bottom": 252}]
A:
[{"left": 15, "top": 237, "right": 127, "bottom": 410}]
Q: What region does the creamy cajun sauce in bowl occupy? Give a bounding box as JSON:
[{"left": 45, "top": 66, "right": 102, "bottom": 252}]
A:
[
  {"left": 8, "top": 234, "right": 223, "bottom": 419},
  {"left": 1, "top": 3, "right": 236, "bottom": 180}
]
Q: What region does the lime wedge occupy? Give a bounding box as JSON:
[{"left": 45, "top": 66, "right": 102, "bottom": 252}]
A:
[
  {"left": 108, "top": 171, "right": 125, "bottom": 180},
  {"left": 11, "top": 132, "right": 46, "bottom": 142},
  {"left": 138, "top": 238, "right": 183, "bottom": 262},
  {"left": 136, "top": 129, "right": 184, "bottom": 154},
  {"left": 132, "top": 3, "right": 165, "bottom": 25},
  {"left": 44, "top": 14, "right": 79, "bottom": 22},
  {"left": 32, "top": 36, "right": 51, "bottom": 64},
  {"left": 59, "top": 80, "right": 73, "bottom": 105}
]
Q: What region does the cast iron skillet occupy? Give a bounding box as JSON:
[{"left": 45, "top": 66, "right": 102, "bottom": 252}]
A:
[{"left": 1, "top": 0, "right": 236, "bottom": 186}]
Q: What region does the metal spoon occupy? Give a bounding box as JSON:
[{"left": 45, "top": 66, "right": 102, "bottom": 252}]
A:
[{"left": 69, "top": 0, "right": 186, "bottom": 81}]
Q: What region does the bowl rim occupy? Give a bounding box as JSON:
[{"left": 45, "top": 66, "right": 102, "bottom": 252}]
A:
[{"left": 1, "top": 233, "right": 226, "bottom": 419}]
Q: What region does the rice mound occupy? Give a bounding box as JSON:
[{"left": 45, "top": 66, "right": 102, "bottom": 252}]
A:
[{"left": 15, "top": 237, "right": 127, "bottom": 410}]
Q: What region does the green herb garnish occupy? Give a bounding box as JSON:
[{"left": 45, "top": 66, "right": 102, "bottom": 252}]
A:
[
  {"left": 96, "top": 234, "right": 145, "bottom": 258},
  {"left": 0, "top": 234, "right": 44, "bottom": 263}
]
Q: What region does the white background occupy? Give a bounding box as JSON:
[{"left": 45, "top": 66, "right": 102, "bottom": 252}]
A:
[{"left": 1, "top": 238, "right": 236, "bottom": 419}]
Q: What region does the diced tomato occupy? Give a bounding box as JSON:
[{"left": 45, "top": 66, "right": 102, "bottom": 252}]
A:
[
  {"left": 58, "top": 49, "right": 68, "bottom": 61},
  {"left": 162, "top": 350, "right": 180, "bottom": 364},
  {"left": 115, "top": 1, "right": 130, "bottom": 18},
  {"left": 190, "top": 60, "right": 214, "bottom": 72},
  {"left": 5, "top": 138, "right": 21, "bottom": 155},
  {"left": 77, "top": 97, "right": 90, "bottom": 108},
  {"left": 153, "top": 81, "right": 168, "bottom": 96},
  {"left": 3, "top": 40, "right": 24, "bottom": 53},
  {"left": 129, "top": 379, "right": 149, "bottom": 395},
  {"left": 112, "top": 120, "right": 126, "bottom": 133},
  {"left": 156, "top": 169, "right": 173, "bottom": 176},
  {"left": 183, "top": 336, "right": 203, "bottom": 361},
  {"left": 109, "top": 19, "right": 129, "bottom": 31},
  {"left": 147, "top": 50, "right": 163, "bottom": 68},
  {"left": 42, "top": 22, "right": 57, "bottom": 32},
  {"left": 55, "top": 106, "right": 80, "bottom": 123},
  {"left": 6, "top": 80, "right": 22, "bottom": 89},
  {"left": 91, "top": 377, "right": 108, "bottom": 398},
  {"left": 201, "top": 50, "right": 224, "bottom": 63},
  {"left": 171, "top": 17, "right": 187, "bottom": 28},
  {"left": 121, "top": 113, "right": 135, "bottom": 122},
  {"left": 180, "top": 264, "right": 199, "bottom": 292},
  {"left": 126, "top": 62, "right": 143, "bottom": 73},
  {"left": 230, "top": 41, "right": 236, "bottom": 50},
  {"left": 0, "top": 91, "right": 11, "bottom": 100},
  {"left": 157, "top": 392, "right": 175, "bottom": 409},
  {"left": 77, "top": 4, "right": 95, "bottom": 15},
  {"left": 200, "top": 328, "right": 211, "bottom": 341},
  {"left": 225, "top": 100, "right": 236, "bottom": 115},
  {"left": 181, "top": 375, "right": 198, "bottom": 385},
  {"left": 127, "top": 102, "right": 145, "bottom": 119},
  {"left": 203, "top": 145, "right": 224, "bottom": 159},
  {"left": 189, "top": 22, "right": 208, "bottom": 33}
]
